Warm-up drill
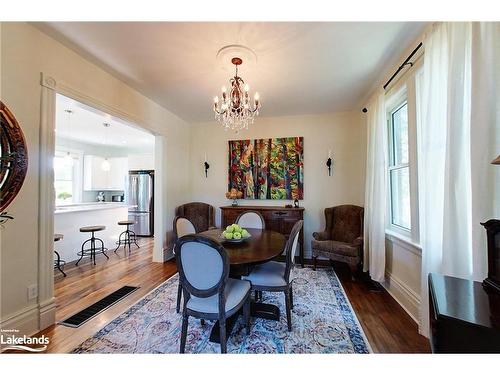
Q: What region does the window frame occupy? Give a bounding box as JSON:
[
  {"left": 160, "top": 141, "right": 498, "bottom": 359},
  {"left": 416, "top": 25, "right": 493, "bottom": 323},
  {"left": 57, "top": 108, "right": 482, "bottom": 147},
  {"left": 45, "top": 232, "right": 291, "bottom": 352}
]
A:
[
  {"left": 388, "top": 99, "right": 411, "bottom": 232},
  {"left": 54, "top": 147, "right": 83, "bottom": 205},
  {"left": 384, "top": 59, "right": 421, "bottom": 244}
]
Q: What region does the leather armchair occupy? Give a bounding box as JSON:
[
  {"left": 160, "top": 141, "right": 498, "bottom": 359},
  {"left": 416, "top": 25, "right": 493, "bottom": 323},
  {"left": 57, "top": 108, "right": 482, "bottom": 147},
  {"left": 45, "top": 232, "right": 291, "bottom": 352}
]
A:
[
  {"left": 311, "top": 205, "right": 364, "bottom": 277},
  {"left": 175, "top": 202, "right": 216, "bottom": 234}
]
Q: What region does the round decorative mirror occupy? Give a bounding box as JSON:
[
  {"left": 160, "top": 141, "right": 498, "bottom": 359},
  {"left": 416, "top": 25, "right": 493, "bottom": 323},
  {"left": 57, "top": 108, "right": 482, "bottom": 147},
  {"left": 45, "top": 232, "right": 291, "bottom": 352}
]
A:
[{"left": 0, "top": 101, "right": 28, "bottom": 212}]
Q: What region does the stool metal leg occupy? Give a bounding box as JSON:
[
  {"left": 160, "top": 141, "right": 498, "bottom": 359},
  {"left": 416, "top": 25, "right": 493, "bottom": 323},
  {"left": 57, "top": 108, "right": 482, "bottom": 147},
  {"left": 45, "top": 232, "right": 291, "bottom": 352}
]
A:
[
  {"left": 130, "top": 230, "right": 140, "bottom": 248},
  {"left": 96, "top": 237, "right": 109, "bottom": 259},
  {"left": 54, "top": 251, "right": 67, "bottom": 277}
]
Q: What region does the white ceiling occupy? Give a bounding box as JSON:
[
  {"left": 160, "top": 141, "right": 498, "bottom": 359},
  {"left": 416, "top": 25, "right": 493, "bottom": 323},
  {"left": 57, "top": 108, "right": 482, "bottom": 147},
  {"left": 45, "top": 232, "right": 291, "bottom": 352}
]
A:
[
  {"left": 39, "top": 22, "right": 427, "bottom": 122},
  {"left": 55, "top": 93, "right": 155, "bottom": 149}
]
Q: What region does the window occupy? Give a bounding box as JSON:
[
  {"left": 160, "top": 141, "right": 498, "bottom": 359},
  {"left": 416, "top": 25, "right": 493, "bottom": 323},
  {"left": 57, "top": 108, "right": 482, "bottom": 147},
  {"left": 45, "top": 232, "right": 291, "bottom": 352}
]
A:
[
  {"left": 388, "top": 101, "right": 411, "bottom": 230},
  {"left": 54, "top": 150, "right": 81, "bottom": 205}
]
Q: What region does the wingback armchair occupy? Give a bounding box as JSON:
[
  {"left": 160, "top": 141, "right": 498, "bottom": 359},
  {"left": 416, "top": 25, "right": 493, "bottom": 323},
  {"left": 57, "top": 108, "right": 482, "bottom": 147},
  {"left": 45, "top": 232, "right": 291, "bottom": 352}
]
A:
[
  {"left": 175, "top": 202, "right": 216, "bottom": 234},
  {"left": 311, "top": 205, "right": 364, "bottom": 277}
]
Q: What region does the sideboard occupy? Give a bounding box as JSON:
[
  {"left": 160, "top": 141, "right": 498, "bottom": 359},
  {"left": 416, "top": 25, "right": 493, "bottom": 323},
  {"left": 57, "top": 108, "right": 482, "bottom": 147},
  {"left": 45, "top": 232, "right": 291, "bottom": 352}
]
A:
[{"left": 220, "top": 205, "right": 305, "bottom": 267}]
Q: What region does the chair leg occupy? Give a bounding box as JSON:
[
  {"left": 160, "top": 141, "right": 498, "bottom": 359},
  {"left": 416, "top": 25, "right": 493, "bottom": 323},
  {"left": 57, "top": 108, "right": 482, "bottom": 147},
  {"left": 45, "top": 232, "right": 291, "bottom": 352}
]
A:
[
  {"left": 219, "top": 317, "right": 227, "bottom": 354},
  {"left": 200, "top": 319, "right": 205, "bottom": 326},
  {"left": 176, "top": 283, "right": 182, "bottom": 313},
  {"left": 349, "top": 264, "right": 357, "bottom": 281},
  {"left": 284, "top": 289, "right": 292, "bottom": 332},
  {"left": 254, "top": 290, "right": 259, "bottom": 301},
  {"left": 290, "top": 285, "right": 294, "bottom": 310},
  {"left": 180, "top": 313, "right": 188, "bottom": 353},
  {"left": 244, "top": 297, "right": 251, "bottom": 335},
  {"left": 313, "top": 256, "right": 317, "bottom": 271}
]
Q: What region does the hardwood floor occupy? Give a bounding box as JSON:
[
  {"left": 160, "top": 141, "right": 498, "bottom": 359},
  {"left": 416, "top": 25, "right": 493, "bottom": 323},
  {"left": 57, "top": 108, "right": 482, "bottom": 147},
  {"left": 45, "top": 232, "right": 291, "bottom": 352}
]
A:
[
  {"left": 333, "top": 263, "right": 430, "bottom": 353},
  {"left": 38, "top": 239, "right": 429, "bottom": 353}
]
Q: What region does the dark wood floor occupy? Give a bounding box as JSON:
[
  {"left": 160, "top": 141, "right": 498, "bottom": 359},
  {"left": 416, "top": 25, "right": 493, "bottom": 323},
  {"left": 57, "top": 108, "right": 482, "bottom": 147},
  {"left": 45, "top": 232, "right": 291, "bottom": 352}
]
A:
[{"left": 38, "top": 238, "right": 429, "bottom": 353}]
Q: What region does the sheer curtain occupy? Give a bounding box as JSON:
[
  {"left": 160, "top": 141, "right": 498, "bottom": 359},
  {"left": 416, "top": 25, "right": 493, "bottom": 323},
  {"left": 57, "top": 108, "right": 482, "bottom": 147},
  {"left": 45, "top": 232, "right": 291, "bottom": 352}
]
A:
[
  {"left": 418, "top": 22, "right": 500, "bottom": 336},
  {"left": 363, "top": 89, "right": 387, "bottom": 282}
]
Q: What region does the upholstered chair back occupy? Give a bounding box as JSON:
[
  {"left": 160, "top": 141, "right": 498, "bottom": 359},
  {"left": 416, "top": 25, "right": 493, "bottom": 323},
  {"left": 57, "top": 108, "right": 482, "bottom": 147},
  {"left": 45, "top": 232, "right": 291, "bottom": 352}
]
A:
[
  {"left": 175, "top": 202, "right": 215, "bottom": 233},
  {"left": 330, "top": 205, "right": 364, "bottom": 243},
  {"left": 175, "top": 235, "right": 229, "bottom": 298},
  {"left": 175, "top": 217, "right": 196, "bottom": 238},
  {"left": 284, "top": 220, "right": 303, "bottom": 281},
  {"left": 236, "top": 211, "right": 265, "bottom": 229}
]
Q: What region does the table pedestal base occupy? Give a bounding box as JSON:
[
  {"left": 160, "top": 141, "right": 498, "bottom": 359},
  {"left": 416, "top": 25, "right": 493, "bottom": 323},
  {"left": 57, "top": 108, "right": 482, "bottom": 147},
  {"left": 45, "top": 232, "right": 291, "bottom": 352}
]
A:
[{"left": 209, "top": 301, "right": 280, "bottom": 344}]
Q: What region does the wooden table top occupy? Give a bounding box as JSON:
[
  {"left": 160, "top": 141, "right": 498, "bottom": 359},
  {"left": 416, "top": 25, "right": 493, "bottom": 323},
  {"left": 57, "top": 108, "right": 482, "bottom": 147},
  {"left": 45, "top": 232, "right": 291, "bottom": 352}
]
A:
[{"left": 199, "top": 228, "right": 285, "bottom": 266}]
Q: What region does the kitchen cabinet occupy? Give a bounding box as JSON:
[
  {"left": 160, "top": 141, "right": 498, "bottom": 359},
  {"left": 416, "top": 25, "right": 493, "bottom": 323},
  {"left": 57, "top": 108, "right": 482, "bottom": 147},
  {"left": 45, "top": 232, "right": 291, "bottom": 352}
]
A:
[{"left": 84, "top": 155, "right": 128, "bottom": 191}]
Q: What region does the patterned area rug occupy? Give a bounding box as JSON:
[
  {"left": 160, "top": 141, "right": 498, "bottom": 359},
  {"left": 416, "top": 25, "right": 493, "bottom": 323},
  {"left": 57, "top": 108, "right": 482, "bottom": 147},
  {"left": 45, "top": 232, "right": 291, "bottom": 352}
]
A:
[{"left": 72, "top": 267, "right": 371, "bottom": 353}]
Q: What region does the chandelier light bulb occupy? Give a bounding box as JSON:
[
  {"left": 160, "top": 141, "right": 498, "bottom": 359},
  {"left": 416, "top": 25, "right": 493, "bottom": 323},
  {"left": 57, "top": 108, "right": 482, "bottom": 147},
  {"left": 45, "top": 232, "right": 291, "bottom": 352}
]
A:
[
  {"left": 254, "top": 92, "right": 260, "bottom": 101},
  {"left": 244, "top": 84, "right": 250, "bottom": 92},
  {"left": 222, "top": 86, "right": 227, "bottom": 93},
  {"left": 214, "top": 96, "right": 219, "bottom": 103}
]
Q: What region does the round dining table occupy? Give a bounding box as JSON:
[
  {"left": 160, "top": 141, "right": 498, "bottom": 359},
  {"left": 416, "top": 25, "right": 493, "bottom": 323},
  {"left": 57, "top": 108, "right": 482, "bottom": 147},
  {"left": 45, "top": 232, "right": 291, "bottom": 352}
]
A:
[{"left": 198, "top": 227, "right": 286, "bottom": 343}]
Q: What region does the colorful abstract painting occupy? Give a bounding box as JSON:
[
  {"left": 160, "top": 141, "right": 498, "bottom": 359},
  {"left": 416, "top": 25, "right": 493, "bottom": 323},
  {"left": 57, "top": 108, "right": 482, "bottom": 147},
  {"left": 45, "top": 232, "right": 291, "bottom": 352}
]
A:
[{"left": 228, "top": 137, "right": 304, "bottom": 200}]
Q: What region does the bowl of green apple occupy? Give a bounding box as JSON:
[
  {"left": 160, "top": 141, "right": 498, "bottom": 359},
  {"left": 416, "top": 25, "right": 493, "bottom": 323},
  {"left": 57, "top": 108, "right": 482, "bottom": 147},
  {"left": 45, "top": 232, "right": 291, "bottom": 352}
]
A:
[{"left": 221, "top": 224, "right": 251, "bottom": 243}]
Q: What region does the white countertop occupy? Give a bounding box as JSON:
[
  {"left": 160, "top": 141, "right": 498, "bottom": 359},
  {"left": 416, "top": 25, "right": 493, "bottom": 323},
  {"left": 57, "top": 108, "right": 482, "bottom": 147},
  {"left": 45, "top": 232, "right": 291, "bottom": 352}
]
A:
[{"left": 54, "top": 202, "right": 136, "bottom": 214}]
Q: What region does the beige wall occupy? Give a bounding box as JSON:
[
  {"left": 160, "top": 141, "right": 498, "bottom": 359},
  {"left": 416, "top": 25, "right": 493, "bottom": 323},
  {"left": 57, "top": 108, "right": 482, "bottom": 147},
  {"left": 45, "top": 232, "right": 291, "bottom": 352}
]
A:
[
  {"left": 190, "top": 112, "right": 367, "bottom": 258},
  {"left": 0, "top": 22, "right": 191, "bottom": 333}
]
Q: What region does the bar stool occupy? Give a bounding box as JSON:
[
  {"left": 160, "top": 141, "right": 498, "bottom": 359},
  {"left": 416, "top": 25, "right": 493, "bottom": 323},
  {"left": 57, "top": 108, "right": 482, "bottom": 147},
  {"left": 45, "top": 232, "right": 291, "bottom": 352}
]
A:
[
  {"left": 54, "top": 233, "right": 67, "bottom": 277},
  {"left": 76, "top": 225, "right": 109, "bottom": 266},
  {"left": 114, "top": 220, "right": 140, "bottom": 253}
]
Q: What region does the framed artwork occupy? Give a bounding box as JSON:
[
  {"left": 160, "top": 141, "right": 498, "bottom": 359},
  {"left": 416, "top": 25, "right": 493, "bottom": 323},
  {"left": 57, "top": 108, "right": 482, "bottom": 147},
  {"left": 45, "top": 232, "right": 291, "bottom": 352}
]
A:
[{"left": 228, "top": 137, "right": 304, "bottom": 200}]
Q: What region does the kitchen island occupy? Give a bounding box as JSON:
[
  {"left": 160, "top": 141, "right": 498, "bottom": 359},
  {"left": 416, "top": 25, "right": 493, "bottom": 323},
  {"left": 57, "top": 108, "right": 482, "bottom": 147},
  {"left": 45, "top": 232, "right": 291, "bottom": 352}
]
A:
[{"left": 54, "top": 203, "right": 134, "bottom": 263}]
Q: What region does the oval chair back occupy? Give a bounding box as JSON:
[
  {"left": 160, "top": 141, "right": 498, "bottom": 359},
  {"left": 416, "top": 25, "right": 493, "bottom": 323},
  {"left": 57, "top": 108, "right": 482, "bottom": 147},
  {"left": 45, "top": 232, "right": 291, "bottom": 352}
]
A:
[
  {"left": 235, "top": 211, "right": 265, "bottom": 229},
  {"left": 175, "top": 235, "right": 230, "bottom": 300},
  {"left": 174, "top": 216, "right": 196, "bottom": 239},
  {"left": 284, "top": 220, "right": 303, "bottom": 282}
]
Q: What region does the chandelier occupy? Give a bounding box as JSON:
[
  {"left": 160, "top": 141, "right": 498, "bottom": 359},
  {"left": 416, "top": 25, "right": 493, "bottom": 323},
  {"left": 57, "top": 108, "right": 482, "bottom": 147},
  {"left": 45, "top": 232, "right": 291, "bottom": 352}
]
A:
[{"left": 213, "top": 57, "right": 260, "bottom": 131}]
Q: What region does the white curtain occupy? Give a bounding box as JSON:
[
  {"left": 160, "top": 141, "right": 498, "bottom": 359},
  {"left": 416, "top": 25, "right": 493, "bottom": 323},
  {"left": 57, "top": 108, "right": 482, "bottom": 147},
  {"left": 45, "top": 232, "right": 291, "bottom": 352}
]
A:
[
  {"left": 363, "top": 89, "right": 387, "bottom": 282},
  {"left": 418, "top": 22, "right": 500, "bottom": 337}
]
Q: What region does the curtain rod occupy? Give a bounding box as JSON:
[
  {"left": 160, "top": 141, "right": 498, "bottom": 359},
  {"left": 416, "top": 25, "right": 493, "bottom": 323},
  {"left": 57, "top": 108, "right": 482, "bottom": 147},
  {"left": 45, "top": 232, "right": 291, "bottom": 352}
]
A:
[
  {"left": 383, "top": 42, "right": 423, "bottom": 90},
  {"left": 362, "top": 41, "right": 423, "bottom": 113}
]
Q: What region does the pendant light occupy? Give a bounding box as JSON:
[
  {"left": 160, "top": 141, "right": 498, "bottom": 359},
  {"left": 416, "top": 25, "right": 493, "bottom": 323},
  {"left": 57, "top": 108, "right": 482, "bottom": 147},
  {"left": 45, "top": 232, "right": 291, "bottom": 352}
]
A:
[
  {"left": 101, "top": 123, "right": 111, "bottom": 171},
  {"left": 63, "top": 109, "right": 74, "bottom": 166}
]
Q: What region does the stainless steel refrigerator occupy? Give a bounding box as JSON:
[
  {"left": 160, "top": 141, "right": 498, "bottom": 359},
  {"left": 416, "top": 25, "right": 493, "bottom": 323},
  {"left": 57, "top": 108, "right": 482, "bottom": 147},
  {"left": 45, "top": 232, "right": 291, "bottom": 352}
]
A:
[{"left": 126, "top": 170, "right": 154, "bottom": 237}]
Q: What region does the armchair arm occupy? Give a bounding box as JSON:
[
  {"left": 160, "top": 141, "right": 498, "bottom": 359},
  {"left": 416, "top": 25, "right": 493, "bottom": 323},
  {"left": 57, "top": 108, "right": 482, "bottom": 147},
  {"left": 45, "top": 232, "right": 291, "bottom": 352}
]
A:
[
  {"left": 352, "top": 236, "right": 364, "bottom": 247},
  {"left": 312, "top": 231, "right": 330, "bottom": 241}
]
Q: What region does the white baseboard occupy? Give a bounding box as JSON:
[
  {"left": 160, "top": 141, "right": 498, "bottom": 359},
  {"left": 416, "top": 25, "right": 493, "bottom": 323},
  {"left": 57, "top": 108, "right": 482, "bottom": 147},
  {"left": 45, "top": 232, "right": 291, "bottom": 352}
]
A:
[
  {"left": 0, "top": 305, "right": 39, "bottom": 336},
  {"left": 39, "top": 298, "right": 56, "bottom": 330},
  {"left": 382, "top": 271, "right": 420, "bottom": 323}
]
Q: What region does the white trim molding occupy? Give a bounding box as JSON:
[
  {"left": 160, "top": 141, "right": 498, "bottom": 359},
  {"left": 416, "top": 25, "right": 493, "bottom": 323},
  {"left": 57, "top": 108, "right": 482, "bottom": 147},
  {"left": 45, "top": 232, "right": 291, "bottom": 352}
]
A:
[
  {"left": 38, "top": 73, "right": 57, "bottom": 331},
  {"left": 383, "top": 271, "right": 421, "bottom": 323},
  {"left": 0, "top": 305, "right": 40, "bottom": 337}
]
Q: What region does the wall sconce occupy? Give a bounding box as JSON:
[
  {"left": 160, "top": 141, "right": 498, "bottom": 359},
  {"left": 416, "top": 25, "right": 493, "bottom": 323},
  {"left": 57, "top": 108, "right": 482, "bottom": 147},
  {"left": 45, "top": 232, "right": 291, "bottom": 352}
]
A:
[
  {"left": 326, "top": 150, "right": 333, "bottom": 176},
  {"left": 204, "top": 153, "right": 210, "bottom": 178}
]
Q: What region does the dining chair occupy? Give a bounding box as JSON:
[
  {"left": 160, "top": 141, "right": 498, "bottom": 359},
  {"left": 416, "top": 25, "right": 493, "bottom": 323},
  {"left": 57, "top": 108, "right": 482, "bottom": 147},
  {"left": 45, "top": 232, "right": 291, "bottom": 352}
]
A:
[
  {"left": 235, "top": 210, "right": 266, "bottom": 229},
  {"left": 242, "top": 220, "right": 303, "bottom": 331},
  {"left": 175, "top": 235, "right": 251, "bottom": 353},
  {"left": 173, "top": 216, "right": 196, "bottom": 313}
]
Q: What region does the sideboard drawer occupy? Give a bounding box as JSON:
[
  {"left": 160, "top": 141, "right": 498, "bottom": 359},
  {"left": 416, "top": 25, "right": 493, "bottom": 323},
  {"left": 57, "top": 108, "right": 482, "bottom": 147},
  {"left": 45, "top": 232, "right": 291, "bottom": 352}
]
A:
[{"left": 271, "top": 210, "right": 291, "bottom": 218}]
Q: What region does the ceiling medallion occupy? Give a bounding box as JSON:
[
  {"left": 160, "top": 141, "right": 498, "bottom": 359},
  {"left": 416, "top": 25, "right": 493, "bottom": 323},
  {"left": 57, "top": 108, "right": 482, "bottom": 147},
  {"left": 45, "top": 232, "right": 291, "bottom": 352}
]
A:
[{"left": 213, "top": 54, "right": 260, "bottom": 132}]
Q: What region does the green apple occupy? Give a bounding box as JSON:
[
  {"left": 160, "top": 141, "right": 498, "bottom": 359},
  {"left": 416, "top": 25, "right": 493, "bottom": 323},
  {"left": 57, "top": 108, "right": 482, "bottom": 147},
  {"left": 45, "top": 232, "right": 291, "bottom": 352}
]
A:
[
  {"left": 241, "top": 229, "right": 250, "bottom": 238},
  {"left": 233, "top": 224, "right": 242, "bottom": 233},
  {"left": 233, "top": 232, "right": 242, "bottom": 240},
  {"left": 222, "top": 230, "right": 228, "bottom": 237},
  {"left": 226, "top": 225, "right": 234, "bottom": 233},
  {"left": 224, "top": 232, "right": 234, "bottom": 240}
]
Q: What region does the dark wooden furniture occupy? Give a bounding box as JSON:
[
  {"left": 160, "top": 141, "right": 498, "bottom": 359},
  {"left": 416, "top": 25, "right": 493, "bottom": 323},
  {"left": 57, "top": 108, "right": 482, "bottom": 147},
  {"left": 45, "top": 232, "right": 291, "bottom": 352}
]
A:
[
  {"left": 199, "top": 228, "right": 286, "bottom": 343},
  {"left": 429, "top": 273, "right": 500, "bottom": 353},
  {"left": 220, "top": 205, "right": 305, "bottom": 266},
  {"left": 481, "top": 219, "right": 500, "bottom": 293}
]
